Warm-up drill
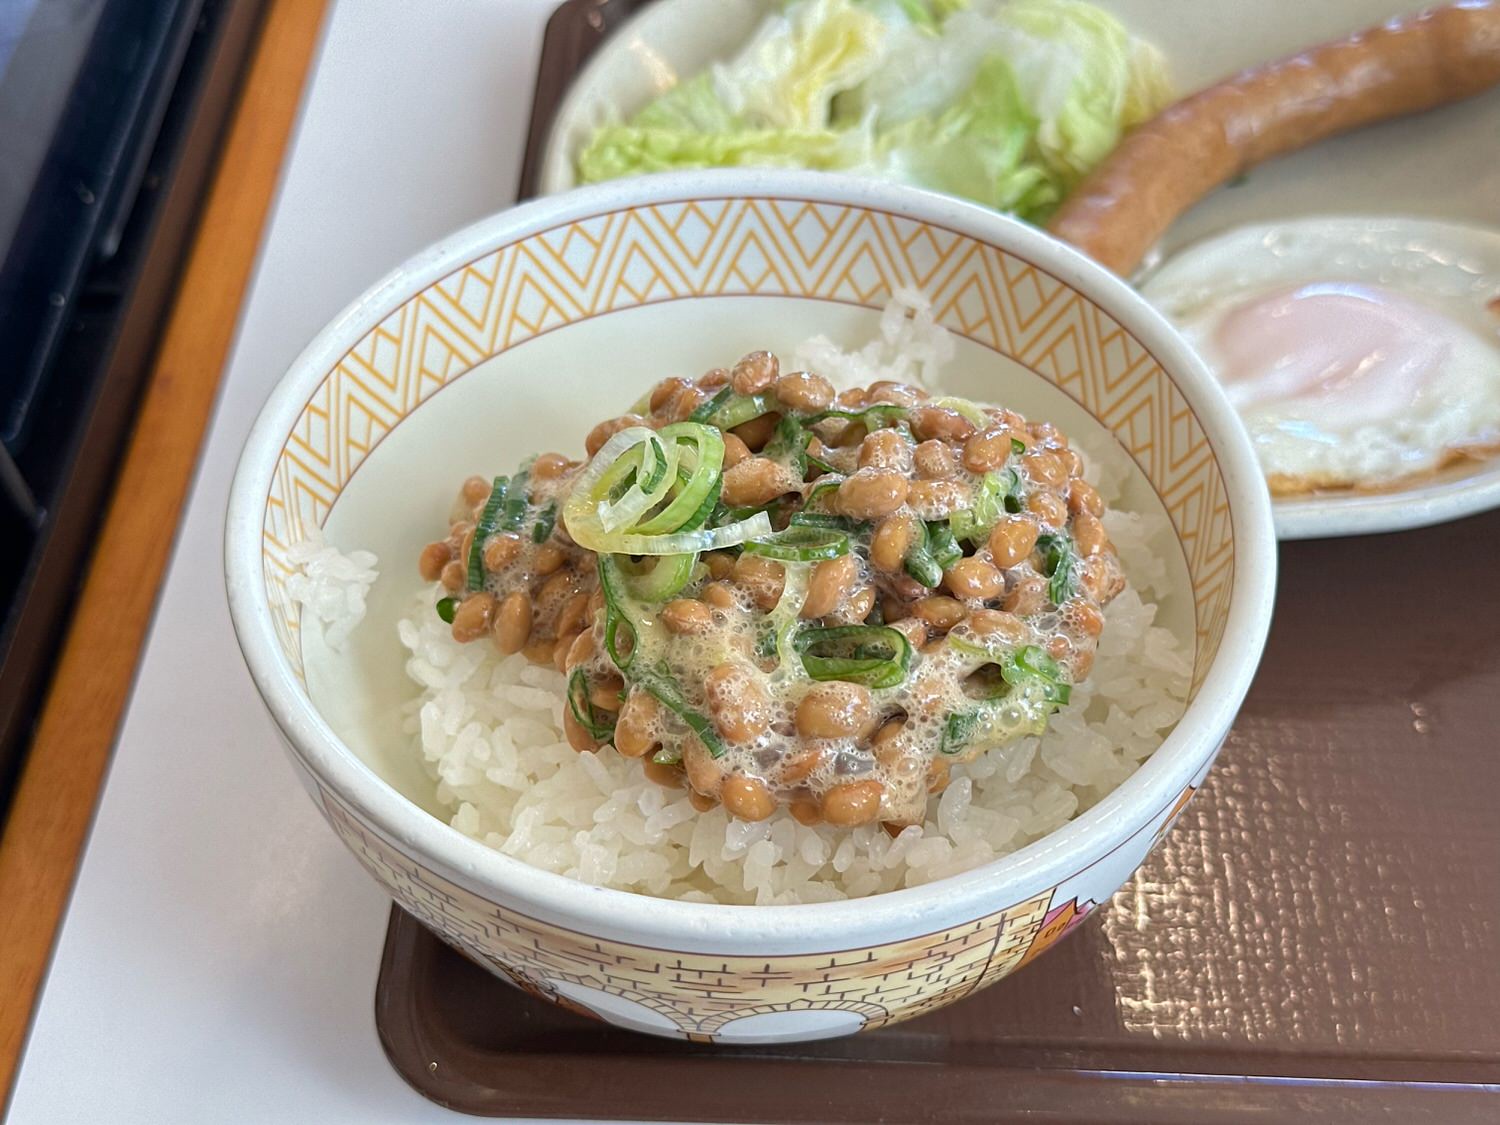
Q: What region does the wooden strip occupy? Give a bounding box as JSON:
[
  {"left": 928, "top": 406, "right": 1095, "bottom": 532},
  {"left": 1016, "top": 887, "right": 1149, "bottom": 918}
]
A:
[{"left": 0, "top": 0, "right": 329, "bottom": 1098}]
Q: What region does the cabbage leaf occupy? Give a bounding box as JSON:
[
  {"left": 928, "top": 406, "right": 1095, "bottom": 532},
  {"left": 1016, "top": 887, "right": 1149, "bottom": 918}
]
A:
[{"left": 574, "top": 0, "right": 1171, "bottom": 224}]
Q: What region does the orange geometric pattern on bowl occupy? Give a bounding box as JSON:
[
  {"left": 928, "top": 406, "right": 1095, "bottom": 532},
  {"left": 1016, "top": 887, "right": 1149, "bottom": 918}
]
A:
[
  {"left": 320, "top": 789, "right": 1056, "bottom": 1036},
  {"left": 258, "top": 196, "right": 1233, "bottom": 689}
]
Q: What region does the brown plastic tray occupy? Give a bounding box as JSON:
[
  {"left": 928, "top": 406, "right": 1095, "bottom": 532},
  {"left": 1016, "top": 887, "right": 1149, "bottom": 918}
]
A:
[{"left": 376, "top": 1, "right": 1500, "bottom": 1118}]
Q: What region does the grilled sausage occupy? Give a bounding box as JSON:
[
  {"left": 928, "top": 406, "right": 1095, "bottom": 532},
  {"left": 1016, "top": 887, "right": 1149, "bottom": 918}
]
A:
[{"left": 1048, "top": 1, "right": 1500, "bottom": 275}]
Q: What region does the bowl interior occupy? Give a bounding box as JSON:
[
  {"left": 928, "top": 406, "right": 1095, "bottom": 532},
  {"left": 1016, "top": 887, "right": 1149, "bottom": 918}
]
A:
[{"left": 251, "top": 182, "right": 1244, "bottom": 882}]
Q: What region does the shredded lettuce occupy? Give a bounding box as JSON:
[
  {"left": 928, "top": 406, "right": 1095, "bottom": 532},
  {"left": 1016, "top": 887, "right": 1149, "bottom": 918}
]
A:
[
  {"left": 862, "top": 54, "right": 1058, "bottom": 215},
  {"left": 575, "top": 0, "right": 1170, "bottom": 224},
  {"left": 976, "top": 0, "right": 1170, "bottom": 184},
  {"left": 578, "top": 0, "right": 884, "bottom": 182},
  {"left": 716, "top": 0, "right": 887, "bottom": 129}
]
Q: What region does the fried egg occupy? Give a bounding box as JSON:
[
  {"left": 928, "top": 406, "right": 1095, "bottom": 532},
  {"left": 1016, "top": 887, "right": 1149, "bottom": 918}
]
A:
[{"left": 1141, "top": 218, "right": 1500, "bottom": 495}]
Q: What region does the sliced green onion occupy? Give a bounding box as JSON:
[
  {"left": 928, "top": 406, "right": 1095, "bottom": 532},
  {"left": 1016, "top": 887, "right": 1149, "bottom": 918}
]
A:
[
  {"left": 697, "top": 392, "right": 773, "bottom": 430},
  {"left": 651, "top": 745, "right": 683, "bottom": 765},
  {"left": 938, "top": 672, "right": 1068, "bottom": 758},
  {"left": 940, "top": 711, "right": 981, "bottom": 756},
  {"left": 435, "top": 597, "right": 457, "bottom": 624},
  {"left": 741, "top": 525, "right": 850, "bottom": 562},
  {"left": 616, "top": 553, "right": 697, "bottom": 602},
  {"left": 905, "top": 553, "right": 943, "bottom": 588},
  {"left": 1036, "top": 532, "right": 1078, "bottom": 606},
  {"left": 636, "top": 662, "right": 727, "bottom": 759},
  {"left": 500, "top": 465, "right": 532, "bottom": 531},
  {"left": 595, "top": 435, "right": 669, "bottom": 533},
  {"left": 941, "top": 625, "right": 1075, "bottom": 758},
  {"left": 1001, "top": 644, "right": 1071, "bottom": 705},
  {"left": 570, "top": 426, "right": 671, "bottom": 535},
  {"left": 467, "top": 475, "right": 509, "bottom": 590},
  {"left": 688, "top": 385, "right": 733, "bottom": 423},
  {"left": 1011, "top": 437, "right": 1026, "bottom": 455},
  {"left": 531, "top": 502, "right": 557, "bottom": 544},
  {"left": 932, "top": 396, "right": 990, "bottom": 429},
  {"left": 598, "top": 517, "right": 773, "bottom": 556},
  {"left": 764, "top": 415, "right": 810, "bottom": 478},
  {"left": 568, "top": 668, "right": 618, "bottom": 740},
  {"left": 805, "top": 404, "right": 907, "bottom": 428},
  {"left": 567, "top": 424, "right": 768, "bottom": 554},
  {"left": 598, "top": 556, "right": 638, "bottom": 671},
  {"left": 788, "top": 512, "right": 865, "bottom": 533},
  {"left": 763, "top": 415, "right": 834, "bottom": 478},
  {"left": 713, "top": 500, "right": 777, "bottom": 527},
  {"left": 950, "top": 634, "right": 1073, "bottom": 702},
  {"left": 1003, "top": 467, "right": 1025, "bottom": 515},
  {"left": 806, "top": 449, "right": 838, "bottom": 474},
  {"left": 804, "top": 477, "right": 844, "bottom": 508},
  {"left": 794, "top": 625, "right": 913, "bottom": 689},
  {"left": 767, "top": 562, "right": 811, "bottom": 668},
  {"left": 631, "top": 423, "right": 724, "bottom": 535},
  {"left": 677, "top": 475, "right": 723, "bottom": 534},
  {"left": 926, "top": 521, "right": 962, "bottom": 572},
  {"left": 903, "top": 520, "right": 943, "bottom": 588},
  {"left": 950, "top": 470, "right": 1015, "bottom": 544}
]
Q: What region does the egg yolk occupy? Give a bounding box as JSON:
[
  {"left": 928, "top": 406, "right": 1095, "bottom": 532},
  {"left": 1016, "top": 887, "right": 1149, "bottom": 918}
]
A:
[{"left": 1212, "top": 282, "right": 1455, "bottom": 431}]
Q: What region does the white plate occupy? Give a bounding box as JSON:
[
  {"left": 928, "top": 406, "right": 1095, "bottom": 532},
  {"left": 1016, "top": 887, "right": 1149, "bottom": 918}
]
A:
[
  {"left": 537, "top": 0, "right": 1500, "bottom": 538},
  {"left": 1141, "top": 216, "right": 1500, "bottom": 540}
]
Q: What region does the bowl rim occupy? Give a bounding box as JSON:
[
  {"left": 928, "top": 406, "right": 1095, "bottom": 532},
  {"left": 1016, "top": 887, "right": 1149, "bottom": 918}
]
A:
[{"left": 226, "top": 169, "right": 1276, "bottom": 945}]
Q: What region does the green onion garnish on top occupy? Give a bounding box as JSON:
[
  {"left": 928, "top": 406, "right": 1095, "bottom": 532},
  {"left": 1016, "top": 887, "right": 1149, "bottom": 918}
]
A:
[
  {"left": 567, "top": 668, "right": 619, "bottom": 741},
  {"left": 694, "top": 391, "right": 772, "bottom": 431},
  {"left": 740, "top": 525, "right": 850, "bottom": 562},
  {"left": 467, "top": 475, "right": 509, "bottom": 590},
  {"left": 499, "top": 464, "right": 531, "bottom": 532},
  {"left": 804, "top": 404, "right": 907, "bottom": 429},
  {"left": 616, "top": 552, "right": 698, "bottom": 603},
  {"left": 950, "top": 468, "right": 1018, "bottom": 544},
  {"left": 925, "top": 521, "right": 963, "bottom": 572},
  {"left": 636, "top": 661, "right": 728, "bottom": 759},
  {"left": 564, "top": 423, "right": 771, "bottom": 555},
  {"left": 938, "top": 645, "right": 1071, "bottom": 756},
  {"left": 793, "top": 625, "right": 913, "bottom": 689},
  {"left": 1036, "top": 532, "right": 1078, "bottom": 606},
  {"left": 788, "top": 511, "right": 866, "bottom": 533},
  {"left": 902, "top": 519, "right": 944, "bottom": 588},
  {"left": 531, "top": 502, "right": 557, "bottom": 544},
  {"left": 688, "top": 384, "right": 734, "bottom": 423},
  {"left": 1001, "top": 644, "right": 1071, "bottom": 705}
]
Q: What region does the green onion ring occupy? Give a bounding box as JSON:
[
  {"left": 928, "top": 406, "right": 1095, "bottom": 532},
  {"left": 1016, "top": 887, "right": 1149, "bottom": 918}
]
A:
[
  {"left": 467, "top": 475, "right": 508, "bottom": 590},
  {"left": 741, "top": 525, "right": 850, "bottom": 562},
  {"left": 793, "top": 625, "right": 913, "bottom": 689}
]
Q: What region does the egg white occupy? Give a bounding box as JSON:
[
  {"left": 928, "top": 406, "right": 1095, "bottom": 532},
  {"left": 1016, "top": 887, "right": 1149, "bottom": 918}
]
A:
[{"left": 1141, "top": 218, "right": 1500, "bottom": 494}]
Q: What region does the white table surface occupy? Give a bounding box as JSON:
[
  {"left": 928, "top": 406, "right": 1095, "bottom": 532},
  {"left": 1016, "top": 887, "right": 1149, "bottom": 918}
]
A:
[{"left": 5, "top": 3, "right": 644, "bottom": 1121}]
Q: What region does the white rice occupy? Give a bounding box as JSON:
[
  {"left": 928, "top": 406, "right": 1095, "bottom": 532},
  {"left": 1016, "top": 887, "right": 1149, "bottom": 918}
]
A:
[
  {"left": 287, "top": 527, "right": 379, "bottom": 651},
  {"left": 792, "top": 287, "right": 955, "bottom": 392}
]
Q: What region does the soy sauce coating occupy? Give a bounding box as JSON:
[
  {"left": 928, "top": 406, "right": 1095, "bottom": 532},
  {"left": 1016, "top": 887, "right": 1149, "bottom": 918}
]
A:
[{"left": 422, "top": 353, "right": 1125, "bottom": 829}]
